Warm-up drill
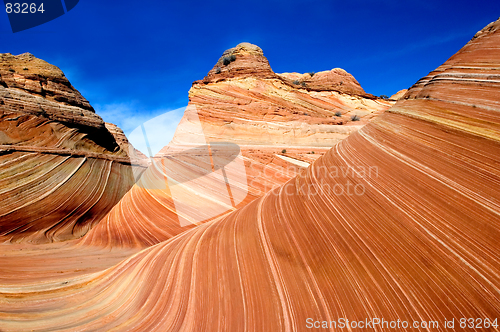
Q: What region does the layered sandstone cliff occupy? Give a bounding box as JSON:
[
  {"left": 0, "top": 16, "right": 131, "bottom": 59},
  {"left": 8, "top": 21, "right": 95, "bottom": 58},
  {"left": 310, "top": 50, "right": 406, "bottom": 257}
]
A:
[
  {"left": 0, "top": 53, "right": 139, "bottom": 243},
  {"left": 174, "top": 42, "right": 391, "bottom": 147},
  {"left": 80, "top": 43, "right": 392, "bottom": 248},
  {"left": 390, "top": 88, "right": 408, "bottom": 100},
  {"left": 1, "top": 18, "right": 498, "bottom": 331}
]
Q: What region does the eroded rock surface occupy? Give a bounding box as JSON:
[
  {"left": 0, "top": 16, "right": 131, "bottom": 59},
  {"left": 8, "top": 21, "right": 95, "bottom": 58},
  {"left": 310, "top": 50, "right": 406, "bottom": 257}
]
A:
[
  {"left": 81, "top": 43, "right": 392, "bottom": 248},
  {"left": 1, "top": 18, "right": 498, "bottom": 331},
  {"left": 178, "top": 42, "right": 390, "bottom": 147},
  {"left": 0, "top": 53, "right": 139, "bottom": 243},
  {"left": 390, "top": 88, "right": 408, "bottom": 100}
]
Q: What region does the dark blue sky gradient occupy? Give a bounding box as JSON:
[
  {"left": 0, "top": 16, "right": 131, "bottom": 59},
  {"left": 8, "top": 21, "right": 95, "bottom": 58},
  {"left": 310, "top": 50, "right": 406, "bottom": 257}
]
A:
[{"left": 1, "top": 0, "right": 499, "bottom": 132}]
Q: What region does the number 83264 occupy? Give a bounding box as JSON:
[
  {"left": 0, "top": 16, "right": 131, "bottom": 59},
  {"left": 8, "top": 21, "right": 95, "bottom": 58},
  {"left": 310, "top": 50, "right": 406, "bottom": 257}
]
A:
[{"left": 5, "top": 3, "right": 45, "bottom": 14}]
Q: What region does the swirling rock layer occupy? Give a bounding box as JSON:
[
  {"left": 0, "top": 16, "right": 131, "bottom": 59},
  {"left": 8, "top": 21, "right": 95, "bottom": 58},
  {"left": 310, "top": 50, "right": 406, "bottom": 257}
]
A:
[
  {"left": 82, "top": 43, "right": 391, "bottom": 248},
  {"left": 0, "top": 54, "right": 138, "bottom": 243},
  {"left": 2, "top": 19, "right": 500, "bottom": 331},
  {"left": 177, "top": 43, "right": 391, "bottom": 147},
  {"left": 389, "top": 88, "right": 408, "bottom": 100},
  {"left": 80, "top": 144, "right": 330, "bottom": 248}
]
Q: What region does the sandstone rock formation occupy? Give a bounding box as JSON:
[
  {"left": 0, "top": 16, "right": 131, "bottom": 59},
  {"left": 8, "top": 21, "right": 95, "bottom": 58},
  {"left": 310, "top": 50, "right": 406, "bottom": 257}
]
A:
[
  {"left": 80, "top": 43, "right": 392, "bottom": 248},
  {"left": 3, "top": 16, "right": 500, "bottom": 330},
  {"left": 0, "top": 53, "right": 93, "bottom": 111},
  {"left": 277, "top": 68, "right": 371, "bottom": 96},
  {"left": 390, "top": 88, "right": 408, "bottom": 100},
  {"left": 177, "top": 42, "right": 391, "bottom": 147},
  {"left": 0, "top": 53, "right": 140, "bottom": 243},
  {"left": 1, "top": 18, "right": 498, "bottom": 331}
]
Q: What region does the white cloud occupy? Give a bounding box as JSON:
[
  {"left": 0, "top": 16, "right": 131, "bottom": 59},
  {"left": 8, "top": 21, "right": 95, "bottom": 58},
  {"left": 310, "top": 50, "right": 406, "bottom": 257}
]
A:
[
  {"left": 128, "top": 108, "right": 187, "bottom": 157},
  {"left": 94, "top": 102, "right": 185, "bottom": 156}
]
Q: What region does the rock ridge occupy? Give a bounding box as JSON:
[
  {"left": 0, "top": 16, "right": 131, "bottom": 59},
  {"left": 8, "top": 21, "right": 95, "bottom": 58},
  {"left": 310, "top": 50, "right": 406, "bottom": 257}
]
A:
[{"left": 196, "top": 42, "right": 375, "bottom": 98}]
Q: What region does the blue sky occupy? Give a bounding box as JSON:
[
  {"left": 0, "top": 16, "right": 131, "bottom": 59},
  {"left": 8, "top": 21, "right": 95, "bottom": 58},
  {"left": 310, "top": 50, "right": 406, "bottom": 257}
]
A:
[{"left": 1, "top": 0, "right": 499, "bottom": 136}]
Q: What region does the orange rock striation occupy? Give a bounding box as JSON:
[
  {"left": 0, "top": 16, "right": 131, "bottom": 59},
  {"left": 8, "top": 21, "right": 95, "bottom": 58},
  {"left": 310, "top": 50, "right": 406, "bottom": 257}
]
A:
[
  {"left": 1, "top": 18, "right": 499, "bottom": 331},
  {"left": 389, "top": 88, "right": 408, "bottom": 100},
  {"left": 81, "top": 43, "right": 392, "bottom": 248},
  {"left": 177, "top": 42, "right": 391, "bottom": 147},
  {"left": 0, "top": 53, "right": 140, "bottom": 243}
]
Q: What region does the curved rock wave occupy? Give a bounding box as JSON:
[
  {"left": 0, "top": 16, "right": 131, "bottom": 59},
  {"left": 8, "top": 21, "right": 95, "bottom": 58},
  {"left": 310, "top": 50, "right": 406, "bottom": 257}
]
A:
[
  {"left": 78, "top": 43, "right": 391, "bottom": 249},
  {"left": 0, "top": 54, "right": 141, "bottom": 244},
  {"left": 0, "top": 18, "right": 499, "bottom": 331}
]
